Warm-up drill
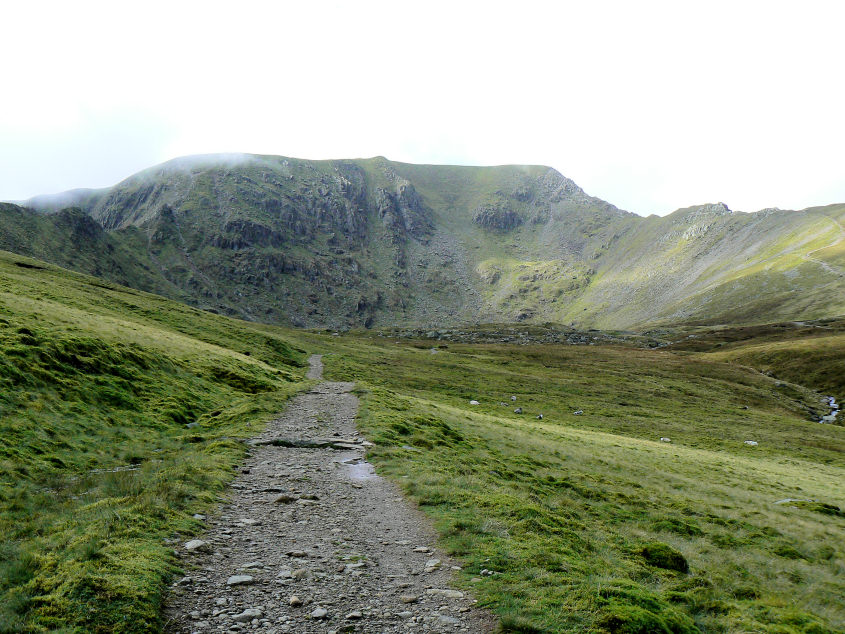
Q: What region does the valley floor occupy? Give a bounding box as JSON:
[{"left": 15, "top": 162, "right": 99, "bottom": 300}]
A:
[{"left": 1, "top": 251, "right": 843, "bottom": 634}]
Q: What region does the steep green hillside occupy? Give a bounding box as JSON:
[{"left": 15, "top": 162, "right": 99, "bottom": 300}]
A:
[
  {"left": 19, "top": 153, "right": 844, "bottom": 330},
  {"left": 0, "top": 250, "right": 308, "bottom": 632}
]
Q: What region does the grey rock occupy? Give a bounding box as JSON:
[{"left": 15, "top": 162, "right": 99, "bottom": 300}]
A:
[
  {"left": 426, "top": 588, "right": 464, "bottom": 599},
  {"left": 232, "top": 608, "right": 263, "bottom": 623},
  {"left": 226, "top": 575, "right": 255, "bottom": 586},
  {"left": 184, "top": 539, "right": 211, "bottom": 552}
]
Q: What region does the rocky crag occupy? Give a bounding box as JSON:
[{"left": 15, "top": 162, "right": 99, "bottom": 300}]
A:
[{"left": 4, "top": 153, "right": 844, "bottom": 329}]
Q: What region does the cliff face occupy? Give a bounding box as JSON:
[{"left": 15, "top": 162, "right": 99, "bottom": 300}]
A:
[{"left": 13, "top": 154, "right": 845, "bottom": 329}]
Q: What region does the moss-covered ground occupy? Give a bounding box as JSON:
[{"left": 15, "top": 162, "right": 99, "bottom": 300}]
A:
[
  {"left": 309, "top": 332, "right": 844, "bottom": 633},
  {"left": 0, "top": 251, "right": 308, "bottom": 632},
  {"left": 1, "top": 248, "right": 843, "bottom": 632}
]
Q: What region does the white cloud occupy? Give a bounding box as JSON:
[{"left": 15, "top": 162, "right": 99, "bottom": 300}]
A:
[{"left": 2, "top": 0, "right": 843, "bottom": 214}]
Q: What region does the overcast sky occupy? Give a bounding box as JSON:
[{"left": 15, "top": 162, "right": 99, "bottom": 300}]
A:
[{"left": 2, "top": 1, "right": 844, "bottom": 216}]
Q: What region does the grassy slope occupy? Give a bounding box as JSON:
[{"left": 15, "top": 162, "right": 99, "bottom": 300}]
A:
[
  {"left": 0, "top": 250, "right": 309, "bottom": 632},
  {"left": 309, "top": 333, "right": 844, "bottom": 633},
  {"left": 1, "top": 246, "right": 843, "bottom": 633},
  {"left": 0, "top": 204, "right": 179, "bottom": 300},
  {"left": 668, "top": 318, "right": 845, "bottom": 403}
]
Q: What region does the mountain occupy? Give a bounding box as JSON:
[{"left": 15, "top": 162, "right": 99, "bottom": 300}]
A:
[{"left": 9, "top": 153, "right": 845, "bottom": 329}]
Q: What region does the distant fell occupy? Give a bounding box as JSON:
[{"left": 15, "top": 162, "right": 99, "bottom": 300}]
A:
[{"left": 9, "top": 153, "right": 845, "bottom": 329}]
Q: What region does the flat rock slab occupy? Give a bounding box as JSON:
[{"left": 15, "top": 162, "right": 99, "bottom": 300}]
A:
[{"left": 164, "top": 355, "right": 495, "bottom": 633}]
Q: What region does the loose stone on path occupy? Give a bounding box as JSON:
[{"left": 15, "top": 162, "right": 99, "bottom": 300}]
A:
[{"left": 164, "top": 354, "right": 495, "bottom": 632}]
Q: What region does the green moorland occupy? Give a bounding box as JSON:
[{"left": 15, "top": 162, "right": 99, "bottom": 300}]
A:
[
  {"left": 1, "top": 248, "right": 843, "bottom": 633},
  {"left": 666, "top": 319, "right": 845, "bottom": 404},
  {"left": 311, "top": 332, "right": 845, "bottom": 633},
  {"left": 0, "top": 250, "right": 309, "bottom": 632}
]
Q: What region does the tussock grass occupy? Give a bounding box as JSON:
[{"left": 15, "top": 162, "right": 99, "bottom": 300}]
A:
[
  {"left": 0, "top": 251, "right": 308, "bottom": 632},
  {"left": 316, "top": 334, "right": 845, "bottom": 633}
]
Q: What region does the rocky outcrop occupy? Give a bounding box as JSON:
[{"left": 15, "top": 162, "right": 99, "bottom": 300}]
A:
[{"left": 473, "top": 201, "right": 524, "bottom": 231}]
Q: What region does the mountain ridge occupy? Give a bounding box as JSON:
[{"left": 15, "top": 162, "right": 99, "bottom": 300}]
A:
[{"left": 5, "top": 153, "right": 844, "bottom": 330}]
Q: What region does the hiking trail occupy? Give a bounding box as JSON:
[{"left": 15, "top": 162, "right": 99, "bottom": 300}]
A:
[{"left": 164, "top": 355, "right": 495, "bottom": 633}]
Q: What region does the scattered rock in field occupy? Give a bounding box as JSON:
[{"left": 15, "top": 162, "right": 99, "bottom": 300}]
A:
[
  {"left": 513, "top": 407, "right": 523, "bottom": 414},
  {"left": 192, "top": 513, "right": 206, "bottom": 520},
  {"left": 184, "top": 539, "right": 211, "bottom": 552},
  {"left": 289, "top": 595, "right": 303, "bottom": 607},
  {"left": 426, "top": 588, "right": 464, "bottom": 599},
  {"left": 273, "top": 494, "right": 298, "bottom": 504},
  {"left": 469, "top": 400, "right": 480, "bottom": 405},
  {"left": 660, "top": 437, "right": 671, "bottom": 443},
  {"left": 232, "top": 608, "right": 263, "bottom": 622},
  {"left": 511, "top": 396, "right": 517, "bottom": 401},
  {"left": 775, "top": 498, "right": 813, "bottom": 505},
  {"left": 237, "top": 518, "right": 260, "bottom": 526},
  {"left": 311, "top": 607, "right": 328, "bottom": 619},
  {"left": 238, "top": 561, "right": 263, "bottom": 570},
  {"left": 226, "top": 575, "right": 255, "bottom": 586},
  {"left": 425, "top": 558, "right": 441, "bottom": 572},
  {"left": 346, "top": 610, "right": 363, "bottom": 619},
  {"left": 400, "top": 594, "right": 419, "bottom": 604},
  {"left": 744, "top": 440, "right": 758, "bottom": 446},
  {"left": 573, "top": 409, "right": 583, "bottom": 415}
]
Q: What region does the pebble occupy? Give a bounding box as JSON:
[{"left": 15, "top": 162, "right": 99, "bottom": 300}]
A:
[
  {"left": 226, "top": 575, "right": 255, "bottom": 586},
  {"left": 184, "top": 540, "right": 211, "bottom": 552},
  {"left": 232, "top": 608, "right": 263, "bottom": 623},
  {"left": 427, "top": 588, "right": 464, "bottom": 599},
  {"left": 289, "top": 595, "right": 302, "bottom": 607},
  {"left": 311, "top": 607, "right": 328, "bottom": 619}
]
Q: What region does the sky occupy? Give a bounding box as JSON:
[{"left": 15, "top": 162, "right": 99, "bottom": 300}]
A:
[{"left": 2, "top": 1, "right": 844, "bottom": 216}]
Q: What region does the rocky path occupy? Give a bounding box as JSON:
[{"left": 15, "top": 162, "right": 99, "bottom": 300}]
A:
[{"left": 164, "top": 355, "right": 495, "bottom": 634}]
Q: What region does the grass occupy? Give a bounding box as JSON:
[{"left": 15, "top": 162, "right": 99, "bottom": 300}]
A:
[
  {"left": 310, "top": 332, "right": 844, "bottom": 633},
  {"left": 668, "top": 318, "right": 845, "bottom": 402},
  {"left": 0, "top": 251, "right": 309, "bottom": 632},
  {"left": 1, "top": 247, "right": 843, "bottom": 632}
]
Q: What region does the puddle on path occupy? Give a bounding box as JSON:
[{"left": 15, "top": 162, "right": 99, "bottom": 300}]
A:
[{"left": 342, "top": 456, "right": 378, "bottom": 480}]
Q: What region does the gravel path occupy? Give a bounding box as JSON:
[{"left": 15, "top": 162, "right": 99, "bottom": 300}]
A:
[{"left": 164, "top": 355, "right": 495, "bottom": 633}]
